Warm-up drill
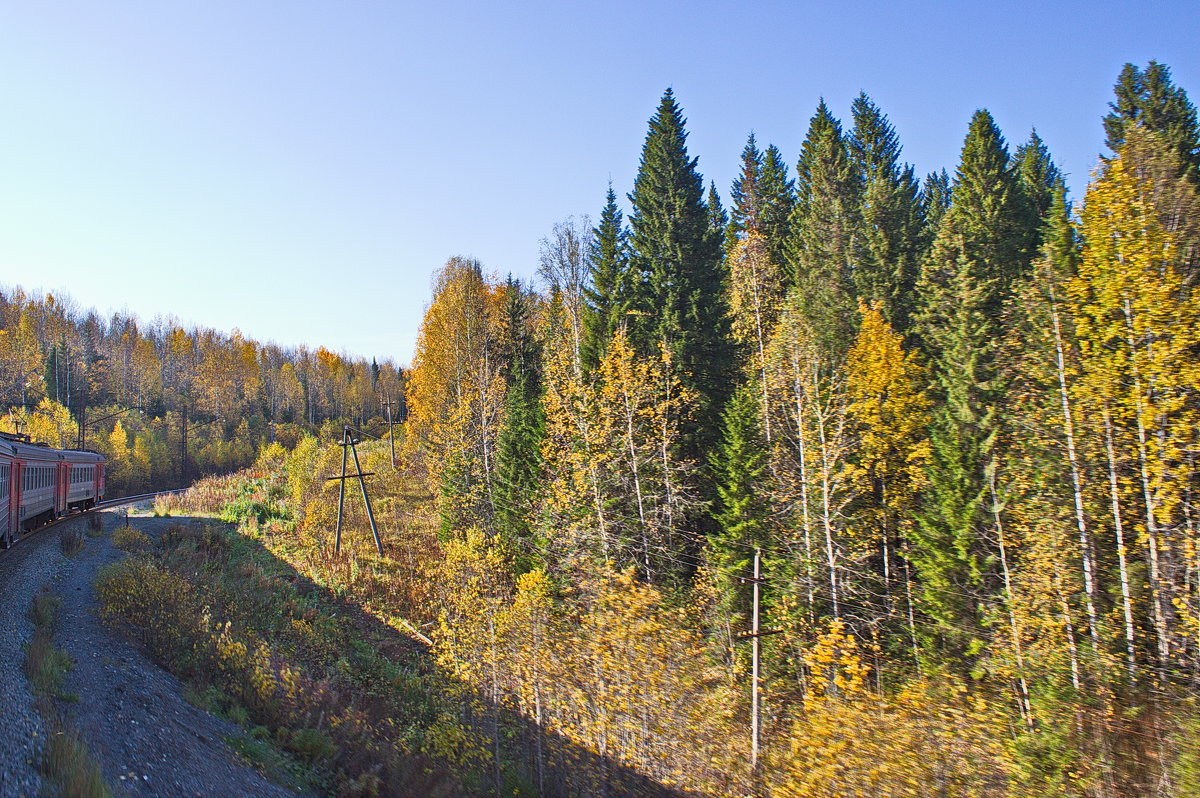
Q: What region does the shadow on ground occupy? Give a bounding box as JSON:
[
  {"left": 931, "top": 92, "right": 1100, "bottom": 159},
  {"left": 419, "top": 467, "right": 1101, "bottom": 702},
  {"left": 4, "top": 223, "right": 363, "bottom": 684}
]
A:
[{"left": 123, "top": 514, "right": 699, "bottom": 798}]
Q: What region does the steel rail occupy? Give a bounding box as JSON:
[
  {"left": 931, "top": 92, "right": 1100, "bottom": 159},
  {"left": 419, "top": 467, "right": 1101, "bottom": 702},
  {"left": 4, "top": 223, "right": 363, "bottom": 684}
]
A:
[{"left": 1, "top": 488, "right": 187, "bottom": 554}]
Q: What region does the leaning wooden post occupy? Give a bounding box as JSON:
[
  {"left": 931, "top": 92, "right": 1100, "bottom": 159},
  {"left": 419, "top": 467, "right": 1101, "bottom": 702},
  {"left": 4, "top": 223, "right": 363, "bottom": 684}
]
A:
[
  {"left": 348, "top": 431, "right": 384, "bottom": 556},
  {"left": 334, "top": 426, "right": 350, "bottom": 553}
]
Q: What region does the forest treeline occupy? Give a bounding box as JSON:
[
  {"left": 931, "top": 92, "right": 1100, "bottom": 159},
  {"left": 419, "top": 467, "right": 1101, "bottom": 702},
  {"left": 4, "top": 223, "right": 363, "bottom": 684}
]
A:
[
  {"left": 402, "top": 62, "right": 1200, "bottom": 795},
  {"left": 0, "top": 288, "right": 404, "bottom": 495}
]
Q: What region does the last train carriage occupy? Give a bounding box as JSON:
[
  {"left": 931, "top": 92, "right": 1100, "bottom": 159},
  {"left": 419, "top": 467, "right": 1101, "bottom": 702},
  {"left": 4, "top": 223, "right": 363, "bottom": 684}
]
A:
[{"left": 0, "top": 431, "right": 105, "bottom": 548}]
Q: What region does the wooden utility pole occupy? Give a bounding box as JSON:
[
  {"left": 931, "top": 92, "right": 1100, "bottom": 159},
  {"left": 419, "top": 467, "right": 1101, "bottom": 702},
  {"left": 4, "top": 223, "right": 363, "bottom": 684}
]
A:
[
  {"left": 734, "top": 548, "right": 780, "bottom": 792},
  {"left": 382, "top": 396, "right": 398, "bottom": 469},
  {"left": 180, "top": 404, "right": 189, "bottom": 484},
  {"left": 751, "top": 548, "right": 761, "bottom": 773},
  {"left": 326, "top": 426, "right": 384, "bottom": 556}
]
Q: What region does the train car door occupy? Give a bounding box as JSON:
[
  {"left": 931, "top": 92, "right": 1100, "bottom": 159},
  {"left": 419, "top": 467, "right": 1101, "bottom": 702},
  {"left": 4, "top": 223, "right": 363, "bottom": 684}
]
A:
[
  {"left": 94, "top": 462, "right": 105, "bottom": 503},
  {"left": 10, "top": 461, "right": 22, "bottom": 542},
  {"left": 1, "top": 462, "right": 13, "bottom": 545},
  {"left": 57, "top": 462, "right": 68, "bottom": 516}
]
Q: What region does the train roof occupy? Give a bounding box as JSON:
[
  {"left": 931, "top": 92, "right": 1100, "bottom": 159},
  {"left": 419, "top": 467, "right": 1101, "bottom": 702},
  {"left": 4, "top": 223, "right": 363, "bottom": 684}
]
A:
[{"left": 0, "top": 432, "right": 104, "bottom": 463}]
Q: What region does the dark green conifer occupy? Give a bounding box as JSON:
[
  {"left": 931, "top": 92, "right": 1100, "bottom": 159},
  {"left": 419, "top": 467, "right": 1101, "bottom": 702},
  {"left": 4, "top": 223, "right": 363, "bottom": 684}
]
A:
[
  {"left": 1012, "top": 130, "right": 1064, "bottom": 266},
  {"left": 708, "top": 382, "right": 771, "bottom": 621},
  {"left": 925, "top": 110, "right": 1027, "bottom": 315},
  {"left": 494, "top": 277, "right": 545, "bottom": 567},
  {"left": 730, "top": 133, "right": 765, "bottom": 237},
  {"left": 627, "top": 88, "right": 734, "bottom": 462},
  {"left": 581, "top": 184, "right": 630, "bottom": 373},
  {"left": 848, "top": 92, "right": 924, "bottom": 333},
  {"left": 920, "top": 169, "right": 952, "bottom": 246},
  {"left": 730, "top": 134, "right": 795, "bottom": 271},
  {"left": 784, "top": 100, "right": 861, "bottom": 357},
  {"left": 707, "top": 180, "right": 729, "bottom": 256},
  {"left": 910, "top": 110, "right": 1029, "bottom": 668},
  {"left": 759, "top": 144, "right": 796, "bottom": 268},
  {"left": 1104, "top": 61, "right": 1200, "bottom": 180}
]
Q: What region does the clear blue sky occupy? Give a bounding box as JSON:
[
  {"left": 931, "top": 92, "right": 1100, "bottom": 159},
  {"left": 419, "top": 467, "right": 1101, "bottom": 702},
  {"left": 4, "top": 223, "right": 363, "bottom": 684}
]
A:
[{"left": 1, "top": 1, "right": 1196, "bottom": 366}]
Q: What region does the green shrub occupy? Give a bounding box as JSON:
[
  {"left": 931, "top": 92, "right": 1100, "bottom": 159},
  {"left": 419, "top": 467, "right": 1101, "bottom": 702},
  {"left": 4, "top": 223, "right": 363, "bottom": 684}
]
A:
[
  {"left": 290, "top": 728, "right": 337, "bottom": 762},
  {"left": 112, "top": 525, "right": 152, "bottom": 551}
]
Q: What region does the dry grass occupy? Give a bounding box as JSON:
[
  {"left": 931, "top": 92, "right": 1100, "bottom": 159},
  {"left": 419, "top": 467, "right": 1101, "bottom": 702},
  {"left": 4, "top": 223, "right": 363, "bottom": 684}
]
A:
[
  {"left": 25, "top": 593, "right": 73, "bottom": 700},
  {"left": 154, "top": 471, "right": 256, "bottom": 517},
  {"left": 96, "top": 520, "right": 458, "bottom": 797},
  {"left": 42, "top": 729, "right": 113, "bottom": 798},
  {"left": 61, "top": 525, "right": 85, "bottom": 556}
]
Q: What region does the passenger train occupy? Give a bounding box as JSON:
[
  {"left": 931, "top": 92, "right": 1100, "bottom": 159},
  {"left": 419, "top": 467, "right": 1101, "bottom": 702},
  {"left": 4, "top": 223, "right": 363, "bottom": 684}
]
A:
[{"left": 0, "top": 431, "right": 105, "bottom": 548}]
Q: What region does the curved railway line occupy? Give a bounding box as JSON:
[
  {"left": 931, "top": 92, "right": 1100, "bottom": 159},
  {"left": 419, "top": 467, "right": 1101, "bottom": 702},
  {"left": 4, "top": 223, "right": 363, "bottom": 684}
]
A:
[{"left": 0, "top": 489, "right": 186, "bottom": 554}]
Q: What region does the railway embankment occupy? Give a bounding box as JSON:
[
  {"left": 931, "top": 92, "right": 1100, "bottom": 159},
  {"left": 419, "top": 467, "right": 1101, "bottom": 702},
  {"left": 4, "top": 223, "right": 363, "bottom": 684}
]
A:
[{"left": 0, "top": 508, "right": 306, "bottom": 798}]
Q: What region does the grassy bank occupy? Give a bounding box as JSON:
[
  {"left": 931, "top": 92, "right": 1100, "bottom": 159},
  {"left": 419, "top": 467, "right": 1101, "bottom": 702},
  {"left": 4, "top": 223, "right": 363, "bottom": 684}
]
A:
[{"left": 97, "top": 511, "right": 459, "bottom": 797}]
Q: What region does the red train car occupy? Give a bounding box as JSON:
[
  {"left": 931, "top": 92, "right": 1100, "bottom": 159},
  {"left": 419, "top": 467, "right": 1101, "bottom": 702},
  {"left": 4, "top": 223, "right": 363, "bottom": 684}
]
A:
[{"left": 0, "top": 431, "right": 105, "bottom": 548}]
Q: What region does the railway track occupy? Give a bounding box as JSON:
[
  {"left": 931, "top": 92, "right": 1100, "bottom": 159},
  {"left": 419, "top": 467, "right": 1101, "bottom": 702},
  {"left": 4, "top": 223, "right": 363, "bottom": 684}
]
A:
[{"left": 0, "top": 488, "right": 186, "bottom": 554}]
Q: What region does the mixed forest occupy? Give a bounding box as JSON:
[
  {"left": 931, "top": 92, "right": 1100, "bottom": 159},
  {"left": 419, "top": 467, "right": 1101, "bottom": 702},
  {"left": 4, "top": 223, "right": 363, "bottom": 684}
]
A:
[{"left": 6, "top": 61, "right": 1200, "bottom": 796}]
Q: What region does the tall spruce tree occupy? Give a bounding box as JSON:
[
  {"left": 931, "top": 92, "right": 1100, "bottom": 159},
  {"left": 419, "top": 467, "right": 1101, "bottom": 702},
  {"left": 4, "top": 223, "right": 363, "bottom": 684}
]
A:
[
  {"left": 849, "top": 92, "right": 924, "bottom": 334},
  {"left": 1104, "top": 61, "right": 1200, "bottom": 180},
  {"left": 708, "top": 381, "right": 772, "bottom": 621},
  {"left": 1012, "top": 130, "right": 1064, "bottom": 267},
  {"left": 581, "top": 184, "right": 630, "bottom": 373},
  {"left": 784, "top": 100, "right": 861, "bottom": 358},
  {"left": 910, "top": 110, "right": 1028, "bottom": 667},
  {"left": 730, "top": 134, "right": 796, "bottom": 270},
  {"left": 730, "top": 133, "right": 765, "bottom": 237},
  {"left": 627, "top": 88, "right": 735, "bottom": 464},
  {"left": 707, "top": 180, "right": 729, "bottom": 256},
  {"left": 493, "top": 277, "right": 545, "bottom": 564},
  {"left": 759, "top": 144, "right": 796, "bottom": 268},
  {"left": 920, "top": 169, "right": 952, "bottom": 248}
]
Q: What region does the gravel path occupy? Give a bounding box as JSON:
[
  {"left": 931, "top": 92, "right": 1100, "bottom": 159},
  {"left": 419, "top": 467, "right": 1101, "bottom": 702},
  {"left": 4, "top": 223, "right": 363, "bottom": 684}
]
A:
[
  {"left": 0, "top": 519, "right": 54, "bottom": 797},
  {"left": 0, "top": 509, "right": 306, "bottom": 798}
]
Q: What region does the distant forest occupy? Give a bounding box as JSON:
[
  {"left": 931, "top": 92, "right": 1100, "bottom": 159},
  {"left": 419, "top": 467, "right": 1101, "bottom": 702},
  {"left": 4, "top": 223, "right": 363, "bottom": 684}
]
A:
[{"left": 0, "top": 288, "right": 404, "bottom": 495}]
